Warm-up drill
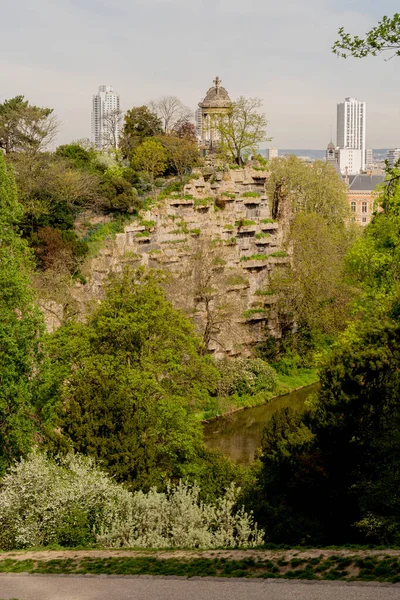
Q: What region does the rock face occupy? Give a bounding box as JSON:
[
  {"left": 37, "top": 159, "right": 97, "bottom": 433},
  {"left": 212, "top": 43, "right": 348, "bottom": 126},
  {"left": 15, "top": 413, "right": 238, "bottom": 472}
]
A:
[{"left": 46, "top": 166, "right": 288, "bottom": 358}]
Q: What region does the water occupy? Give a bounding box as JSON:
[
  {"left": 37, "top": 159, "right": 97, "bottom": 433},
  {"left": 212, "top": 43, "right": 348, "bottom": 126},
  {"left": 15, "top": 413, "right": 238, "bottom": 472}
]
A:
[{"left": 204, "top": 383, "right": 319, "bottom": 464}]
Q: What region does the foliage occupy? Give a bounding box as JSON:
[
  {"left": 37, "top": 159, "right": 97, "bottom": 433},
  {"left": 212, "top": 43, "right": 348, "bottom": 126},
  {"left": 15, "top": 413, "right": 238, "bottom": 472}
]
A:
[
  {"left": 266, "top": 156, "right": 349, "bottom": 226},
  {"left": 216, "top": 97, "right": 270, "bottom": 166},
  {"left": 40, "top": 267, "right": 219, "bottom": 490},
  {"left": 0, "top": 152, "right": 44, "bottom": 475},
  {"left": 0, "top": 450, "right": 262, "bottom": 550},
  {"left": 160, "top": 133, "right": 200, "bottom": 180},
  {"left": 242, "top": 191, "right": 261, "bottom": 198},
  {"left": 333, "top": 13, "right": 400, "bottom": 59},
  {"left": 130, "top": 138, "right": 167, "bottom": 184},
  {"left": 0, "top": 96, "right": 58, "bottom": 154},
  {"left": 120, "top": 106, "right": 163, "bottom": 157},
  {"left": 217, "top": 359, "right": 277, "bottom": 397},
  {"left": 251, "top": 311, "right": 400, "bottom": 545},
  {"left": 270, "top": 213, "right": 356, "bottom": 353}
]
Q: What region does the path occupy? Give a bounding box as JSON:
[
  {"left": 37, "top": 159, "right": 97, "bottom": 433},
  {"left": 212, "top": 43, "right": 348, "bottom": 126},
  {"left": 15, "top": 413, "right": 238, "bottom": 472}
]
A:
[{"left": 1, "top": 574, "right": 399, "bottom": 600}]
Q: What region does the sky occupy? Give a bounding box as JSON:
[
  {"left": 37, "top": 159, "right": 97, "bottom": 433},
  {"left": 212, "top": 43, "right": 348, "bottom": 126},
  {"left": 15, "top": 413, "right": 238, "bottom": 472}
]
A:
[{"left": 1, "top": 0, "right": 399, "bottom": 149}]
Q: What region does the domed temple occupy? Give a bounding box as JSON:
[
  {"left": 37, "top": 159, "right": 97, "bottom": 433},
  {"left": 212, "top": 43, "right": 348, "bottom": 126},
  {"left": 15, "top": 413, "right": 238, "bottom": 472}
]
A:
[{"left": 198, "top": 77, "right": 232, "bottom": 149}]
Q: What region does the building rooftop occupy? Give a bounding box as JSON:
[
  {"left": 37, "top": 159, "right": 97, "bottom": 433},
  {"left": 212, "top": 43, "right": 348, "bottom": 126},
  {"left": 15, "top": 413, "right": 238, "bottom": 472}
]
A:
[
  {"left": 199, "top": 76, "right": 231, "bottom": 109},
  {"left": 348, "top": 174, "right": 385, "bottom": 192}
]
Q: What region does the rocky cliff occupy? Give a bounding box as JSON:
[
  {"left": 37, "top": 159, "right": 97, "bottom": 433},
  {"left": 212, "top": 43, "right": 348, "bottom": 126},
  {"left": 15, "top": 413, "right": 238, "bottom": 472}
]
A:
[{"left": 44, "top": 166, "right": 288, "bottom": 358}]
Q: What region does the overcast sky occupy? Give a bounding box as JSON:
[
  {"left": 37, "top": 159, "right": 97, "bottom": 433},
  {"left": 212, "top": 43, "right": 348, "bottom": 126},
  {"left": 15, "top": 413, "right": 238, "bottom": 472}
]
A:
[{"left": 1, "top": 0, "right": 399, "bottom": 148}]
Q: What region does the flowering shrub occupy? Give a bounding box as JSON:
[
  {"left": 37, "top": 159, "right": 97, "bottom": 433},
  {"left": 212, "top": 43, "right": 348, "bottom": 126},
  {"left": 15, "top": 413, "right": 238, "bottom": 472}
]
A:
[
  {"left": 0, "top": 451, "right": 263, "bottom": 550},
  {"left": 217, "top": 358, "right": 277, "bottom": 396}
]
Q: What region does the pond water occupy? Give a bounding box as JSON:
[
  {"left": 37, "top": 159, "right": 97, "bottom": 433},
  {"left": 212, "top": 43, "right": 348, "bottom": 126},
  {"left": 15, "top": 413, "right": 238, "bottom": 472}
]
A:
[{"left": 203, "top": 383, "right": 319, "bottom": 464}]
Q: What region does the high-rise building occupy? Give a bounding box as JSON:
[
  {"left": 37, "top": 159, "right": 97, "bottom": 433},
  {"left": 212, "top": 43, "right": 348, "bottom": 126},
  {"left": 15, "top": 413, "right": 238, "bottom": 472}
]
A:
[
  {"left": 387, "top": 148, "right": 400, "bottom": 168},
  {"left": 266, "top": 147, "right": 278, "bottom": 160},
  {"left": 195, "top": 107, "right": 203, "bottom": 141},
  {"left": 365, "top": 148, "right": 373, "bottom": 168},
  {"left": 91, "top": 85, "right": 120, "bottom": 150},
  {"left": 337, "top": 97, "right": 366, "bottom": 171}
]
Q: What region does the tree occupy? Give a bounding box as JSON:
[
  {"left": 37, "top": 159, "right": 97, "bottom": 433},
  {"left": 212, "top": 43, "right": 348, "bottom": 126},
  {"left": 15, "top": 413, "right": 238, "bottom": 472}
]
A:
[
  {"left": 269, "top": 213, "right": 356, "bottom": 352},
  {"left": 172, "top": 120, "right": 197, "bottom": 140},
  {"left": 0, "top": 152, "right": 44, "bottom": 475},
  {"left": 101, "top": 108, "right": 124, "bottom": 149},
  {"left": 216, "top": 97, "right": 269, "bottom": 166},
  {"left": 160, "top": 133, "right": 200, "bottom": 180},
  {"left": 149, "top": 96, "right": 192, "bottom": 134},
  {"left": 0, "top": 96, "right": 58, "bottom": 154},
  {"left": 266, "top": 155, "right": 350, "bottom": 226},
  {"left": 41, "top": 268, "right": 219, "bottom": 489},
  {"left": 333, "top": 13, "right": 400, "bottom": 59},
  {"left": 120, "top": 106, "right": 163, "bottom": 157},
  {"left": 130, "top": 138, "right": 167, "bottom": 185}
]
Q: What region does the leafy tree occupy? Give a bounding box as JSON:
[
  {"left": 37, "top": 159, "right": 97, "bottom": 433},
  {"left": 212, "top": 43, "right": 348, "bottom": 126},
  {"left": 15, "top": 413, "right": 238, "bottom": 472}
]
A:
[
  {"left": 160, "top": 133, "right": 200, "bottom": 180},
  {"left": 216, "top": 97, "right": 269, "bottom": 166},
  {"left": 333, "top": 13, "right": 400, "bottom": 59},
  {"left": 120, "top": 106, "right": 163, "bottom": 157},
  {"left": 55, "top": 143, "right": 97, "bottom": 171},
  {"left": 251, "top": 309, "right": 400, "bottom": 545},
  {"left": 346, "top": 161, "right": 400, "bottom": 306},
  {"left": 148, "top": 96, "right": 192, "bottom": 134},
  {"left": 173, "top": 120, "right": 197, "bottom": 140},
  {"left": 0, "top": 152, "right": 43, "bottom": 475},
  {"left": 266, "top": 155, "right": 350, "bottom": 226},
  {"left": 130, "top": 138, "right": 167, "bottom": 185},
  {"left": 0, "top": 96, "right": 58, "bottom": 154},
  {"left": 269, "top": 213, "right": 356, "bottom": 353},
  {"left": 41, "top": 268, "right": 219, "bottom": 489}
]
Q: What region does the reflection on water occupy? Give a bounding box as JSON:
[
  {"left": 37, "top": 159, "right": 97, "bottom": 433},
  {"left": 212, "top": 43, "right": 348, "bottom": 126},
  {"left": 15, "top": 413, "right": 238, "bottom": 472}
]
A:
[{"left": 204, "top": 383, "right": 319, "bottom": 464}]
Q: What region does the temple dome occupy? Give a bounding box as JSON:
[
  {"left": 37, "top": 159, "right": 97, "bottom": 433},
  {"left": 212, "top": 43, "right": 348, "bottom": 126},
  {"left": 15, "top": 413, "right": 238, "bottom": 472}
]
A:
[
  {"left": 199, "top": 77, "right": 231, "bottom": 109},
  {"left": 327, "top": 141, "right": 335, "bottom": 150}
]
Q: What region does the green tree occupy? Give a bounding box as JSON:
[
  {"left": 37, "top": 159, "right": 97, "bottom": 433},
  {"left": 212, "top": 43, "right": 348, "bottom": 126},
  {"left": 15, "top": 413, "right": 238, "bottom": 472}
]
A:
[
  {"left": 266, "top": 155, "right": 350, "bottom": 226},
  {"left": 333, "top": 13, "right": 400, "bottom": 59},
  {"left": 130, "top": 138, "right": 167, "bottom": 185},
  {"left": 160, "top": 133, "right": 200, "bottom": 180},
  {"left": 269, "top": 213, "right": 356, "bottom": 353},
  {"left": 216, "top": 97, "right": 269, "bottom": 166},
  {"left": 0, "top": 152, "right": 44, "bottom": 475},
  {"left": 0, "top": 96, "right": 58, "bottom": 154},
  {"left": 41, "top": 268, "right": 219, "bottom": 489},
  {"left": 120, "top": 106, "right": 163, "bottom": 157}
]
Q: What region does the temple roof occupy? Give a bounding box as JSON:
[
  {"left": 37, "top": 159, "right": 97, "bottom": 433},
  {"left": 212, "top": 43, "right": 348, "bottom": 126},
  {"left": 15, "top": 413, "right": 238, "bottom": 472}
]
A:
[
  {"left": 199, "top": 77, "right": 232, "bottom": 109},
  {"left": 327, "top": 141, "right": 335, "bottom": 150}
]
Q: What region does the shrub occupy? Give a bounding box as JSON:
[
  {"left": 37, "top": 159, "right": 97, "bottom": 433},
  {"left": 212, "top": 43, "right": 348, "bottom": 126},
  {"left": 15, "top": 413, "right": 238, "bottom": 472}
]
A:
[
  {"left": 217, "top": 358, "right": 277, "bottom": 396},
  {"left": 0, "top": 451, "right": 263, "bottom": 550}
]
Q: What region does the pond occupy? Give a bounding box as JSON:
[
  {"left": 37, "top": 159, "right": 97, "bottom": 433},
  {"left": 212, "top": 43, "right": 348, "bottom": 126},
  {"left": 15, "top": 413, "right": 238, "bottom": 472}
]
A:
[{"left": 203, "top": 383, "right": 319, "bottom": 464}]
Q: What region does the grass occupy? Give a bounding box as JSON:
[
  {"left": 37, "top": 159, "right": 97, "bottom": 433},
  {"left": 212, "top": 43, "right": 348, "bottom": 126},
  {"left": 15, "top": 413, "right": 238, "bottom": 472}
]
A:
[
  {"left": 194, "top": 197, "right": 213, "bottom": 208},
  {"left": 243, "top": 308, "right": 267, "bottom": 318},
  {"left": 81, "top": 214, "right": 132, "bottom": 258},
  {"left": 269, "top": 251, "right": 288, "bottom": 258},
  {"left": 261, "top": 219, "right": 276, "bottom": 224},
  {"left": 242, "top": 191, "right": 261, "bottom": 198},
  {"left": 255, "top": 233, "right": 271, "bottom": 239},
  {"left": 0, "top": 553, "right": 399, "bottom": 582},
  {"left": 222, "top": 192, "right": 236, "bottom": 199},
  {"left": 235, "top": 219, "right": 256, "bottom": 227},
  {"left": 240, "top": 254, "right": 268, "bottom": 262},
  {"left": 276, "top": 368, "right": 319, "bottom": 395}
]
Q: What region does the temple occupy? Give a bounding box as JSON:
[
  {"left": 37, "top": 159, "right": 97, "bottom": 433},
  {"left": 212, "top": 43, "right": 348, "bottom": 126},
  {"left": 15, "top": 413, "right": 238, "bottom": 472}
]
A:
[{"left": 198, "top": 77, "right": 232, "bottom": 150}]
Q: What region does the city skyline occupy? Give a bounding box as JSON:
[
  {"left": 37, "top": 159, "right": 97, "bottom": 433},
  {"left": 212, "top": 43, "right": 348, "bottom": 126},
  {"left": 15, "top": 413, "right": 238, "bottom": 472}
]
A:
[{"left": 1, "top": 1, "right": 399, "bottom": 148}]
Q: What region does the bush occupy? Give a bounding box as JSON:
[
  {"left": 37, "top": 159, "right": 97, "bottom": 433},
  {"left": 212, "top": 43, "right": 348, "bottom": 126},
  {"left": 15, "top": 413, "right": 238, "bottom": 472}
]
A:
[
  {"left": 0, "top": 451, "right": 263, "bottom": 550},
  {"left": 217, "top": 358, "right": 277, "bottom": 396}
]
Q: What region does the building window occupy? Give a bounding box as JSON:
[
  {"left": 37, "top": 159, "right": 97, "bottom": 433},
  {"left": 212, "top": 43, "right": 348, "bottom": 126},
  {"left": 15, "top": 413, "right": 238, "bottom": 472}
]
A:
[
  {"left": 362, "top": 201, "right": 367, "bottom": 213},
  {"left": 362, "top": 217, "right": 367, "bottom": 223},
  {"left": 351, "top": 201, "right": 356, "bottom": 212}
]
